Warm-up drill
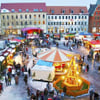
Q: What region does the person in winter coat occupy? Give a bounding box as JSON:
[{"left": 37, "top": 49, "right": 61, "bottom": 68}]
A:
[
  {"left": 5, "top": 76, "right": 8, "bottom": 86},
  {"left": 15, "top": 75, "right": 19, "bottom": 85}
]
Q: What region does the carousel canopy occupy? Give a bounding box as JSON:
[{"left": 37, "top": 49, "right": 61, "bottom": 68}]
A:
[
  {"left": 37, "top": 48, "right": 75, "bottom": 62},
  {"left": 79, "top": 32, "right": 93, "bottom": 36}
]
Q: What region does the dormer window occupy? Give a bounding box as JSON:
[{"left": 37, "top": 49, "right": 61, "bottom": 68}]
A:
[
  {"left": 62, "top": 9, "right": 65, "bottom": 14},
  {"left": 19, "top": 9, "right": 22, "bottom": 12},
  {"left": 26, "top": 9, "right": 29, "bottom": 12},
  {"left": 81, "top": 9, "right": 84, "bottom": 13},
  {"left": 40, "top": 9, "right": 43, "bottom": 12},
  {"left": 51, "top": 10, "right": 54, "bottom": 14},
  {"left": 34, "top": 9, "right": 38, "bottom": 12},
  {"left": 11, "top": 9, "right": 15, "bottom": 12},
  {"left": 71, "top": 9, "right": 74, "bottom": 13}
]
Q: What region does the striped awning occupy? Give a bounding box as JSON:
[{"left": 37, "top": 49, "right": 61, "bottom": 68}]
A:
[{"left": 37, "top": 48, "right": 75, "bottom": 62}]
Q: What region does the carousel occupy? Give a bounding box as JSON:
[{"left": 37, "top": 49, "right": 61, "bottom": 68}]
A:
[{"left": 37, "top": 47, "right": 80, "bottom": 75}]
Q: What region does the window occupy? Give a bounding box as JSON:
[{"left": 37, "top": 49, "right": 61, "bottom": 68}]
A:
[
  {"left": 38, "top": 15, "right": 40, "bottom": 18},
  {"left": 75, "top": 22, "right": 76, "bottom": 25},
  {"left": 51, "top": 10, "right": 54, "bottom": 14},
  {"left": 66, "top": 16, "right": 67, "bottom": 19},
  {"left": 75, "top": 16, "right": 77, "bottom": 19},
  {"left": 85, "top": 16, "right": 87, "bottom": 19},
  {"left": 12, "top": 16, "right": 14, "bottom": 19},
  {"left": 11, "top": 9, "right": 15, "bottom": 12},
  {"left": 3, "top": 23, "right": 5, "bottom": 26},
  {"left": 34, "top": 15, "right": 36, "bottom": 18},
  {"left": 25, "top": 15, "right": 27, "bottom": 19},
  {"left": 21, "top": 22, "right": 23, "bottom": 25},
  {"left": 85, "top": 22, "right": 87, "bottom": 25},
  {"left": 25, "top": 21, "right": 27, "bottom": 25},
  {"left": 72, "top": 22, "right": 73, "bottom": 25},
  {"left": 16, "top": 22, "right": 18, "bottom": 25},
  {"left": 43, "top": 15, "right": 45, "bottom": 18},
  {"left": 97, "top": 22, "right": 99, "bottom": 25},
  {"left": 51, "top": 22, "right": 53, "bottom": 25},
  {"left": 72, "top": 16, "right": 73, "bottom": 19},
  {"left": 7, "top": 15, "right": 9, "bottom": 19},
  {"left": 82, "top": 16, "right": 84, "bottom": 19},
  {"left": 48, "top": 16, "right": 50, "bottom": 19},
  {"left": 40, "top": 9, "right": 43, "bottom": 12},
  {"left": 2, "top": 16, "right": 5, "bottom": 19},
  {"left": 38, "top": 21, "right": 41, "bottom": 25},
  {"left": 62, "top": 10, "right": 65, "bottom": 13},
  {"left": 60, "top": 22, "right": 61, "bottom": 25},
  {"left": 94, "top": 22, "right": 95, "bottom": 26},
  {"left": 20, "top": 15, "right": 23, "bottom": 19},
  {"left": 62, "top": 22, "right": 64, "bottom": 25},
  {"left": 51, "top": 16, "right": 53, "bottom": 19},
  {"left": 81, "top": 22, "right": 83, "bottom": 25},
  {"left": 34, "top": 9, "right": 38, "bottom": 12},
  {"left": 75, "top": 28, "right": 76, "bottom": 31},
  {"left": 29, "top": 15, "right": 31, "bottom": 19},
  {"left": 7, "top": 22, "right": 9, "bottom": 26},
  {"left": 43, "top": 21, "right": 45, "bottom": 24},
  {"left": 69, "top": 16, "right": 70, "bottom": 19},
  {"left": 34, "top": 21, "right": 36, "bottom": 25},
  {"left": 62, "top": 16, "right": 64, "bottom": 19},
  {"left": 92, "top": 27, "right": 96, "bottom": 32},
  {"left": 66, "top": 22, "right": 67, "bottom": 25},
  {"left": 59, "top": 16, "right": 61, "bottom": 19},
  {"left": 71, "top": 10, "right": 74, "bottom": 13},
  {"left": 54, "top": 22, "right": 55, "bottom": 25},
  {"left": 26, "top": 9, "right": 29, "bottom": 12},
  {"left": 55, "top": 16, "right": 57, "bottom": 19},
  {"left": 12, "top": 22, "right": 14, "bottom": 25},
  {"left": 30, "top": 21, "right": 32, "bottom": 25},
  {"left": 68, "top": 22, "right": 70, "bottom": 25},
  {"left": 71, "top": 28, "right": 73, "bottom": 31},
  {"left": 81, "top": 10, "right": 84, "bottom": 13},
  {"left": 79, "top": 16, "right": 80, "bottom": 19},
  {"left": 19, "top": 9, "right": 22, "bottom": 12},
  {"left": 78, "top": 28, "right": 80, "bottom": 31},
  {"left": 16, "top": 15, "right": 18, "bottom": 19},
  {"left": 78, "top": 22, "right": 80, "bottom": 25}
]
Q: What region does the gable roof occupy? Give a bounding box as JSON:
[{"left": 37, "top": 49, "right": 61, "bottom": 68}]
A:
[
  {"left": 1, "top": 3, "right": 47, "bottom": 12},
  {"left": 47, "top": 6, "right": 88, "bottom": 15},
  {"left": 88, "top": 4, "right": 97, "bottom": 16},
  {"left": 96, "top": 0, "right": 100, "bottom": 5}
]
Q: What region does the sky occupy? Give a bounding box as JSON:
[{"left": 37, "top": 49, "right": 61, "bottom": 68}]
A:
[{"left": 0, "top": 0, "right": 97, "bottom": 9}]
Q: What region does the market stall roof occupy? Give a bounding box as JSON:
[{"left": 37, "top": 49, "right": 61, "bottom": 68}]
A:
[
  {"left": 36, "top": 60, "right": 53, "bottom": 67},
  {"left": 21, "top": 27, "right": 43, "bottom": 32},
  {"left": 79, "top": 32, "right": 93, "bottom": 36},
  {"left": 83, "top": 37, "right": 93, "bottom": 41},
  {"left": 37, "top": 48, "right": 76, "bottom": 62},
  {"left": 89, "top": 40, "right": 100, "bottom": 45},
  {"left": 0, "top": 56, "right": 5, "bottom": 62},
  {"left": 11, "top": 39, "right": 21, "bottom": 42},
  {"left": 15, "top": 37, "right": 25, "bottom": 40}
]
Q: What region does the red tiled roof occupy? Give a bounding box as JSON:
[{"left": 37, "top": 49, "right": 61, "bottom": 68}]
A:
[
  {"left": 47, "top": 6, "right": 88, "bottom": 14},
  {"left": 1, "top": 3, "right": 47, "bottom": 12}
]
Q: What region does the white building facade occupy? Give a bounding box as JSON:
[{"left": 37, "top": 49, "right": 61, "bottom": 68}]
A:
[
  {"left": 0, "top": 3, "right": 47, "bottom": 35},
  {"left": 47, "top": 6, "right": 89, "bottom": 34}
]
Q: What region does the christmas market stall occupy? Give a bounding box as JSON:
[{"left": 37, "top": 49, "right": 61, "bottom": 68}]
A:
[
  {"left": 31, "top": 60, "right": 55, "bottom": 81},
  {"left": 75, "top": 32, "right": 93, "bottom": 40},
  {"left": 65, "top": 33, "right": 75, "bottom": 40},
  {"left": 0, "top": 56, "right": 6, "bottom": 72}
]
